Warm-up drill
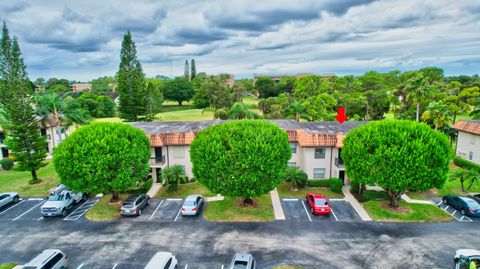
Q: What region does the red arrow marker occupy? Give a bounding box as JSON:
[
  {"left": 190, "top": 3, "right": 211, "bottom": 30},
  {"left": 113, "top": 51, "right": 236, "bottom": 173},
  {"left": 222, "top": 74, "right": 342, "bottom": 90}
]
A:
[{"left": 334, "top": 107, "right": 348, "bottom": 124}]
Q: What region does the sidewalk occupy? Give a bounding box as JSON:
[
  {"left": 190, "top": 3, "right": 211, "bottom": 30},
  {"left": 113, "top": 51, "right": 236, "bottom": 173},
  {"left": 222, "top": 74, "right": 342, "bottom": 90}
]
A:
[
  {"left": 270, "top": 188, "right": 285, "bottom": 220},
  {"left": 147, "top": 182, "right": 162, "bottom": 197},
  {"left": 342, "top": 185, "right": 372, "bottom": 221},
  {"left": 401, "top": 194, "right": 435, "bottom": 205}
]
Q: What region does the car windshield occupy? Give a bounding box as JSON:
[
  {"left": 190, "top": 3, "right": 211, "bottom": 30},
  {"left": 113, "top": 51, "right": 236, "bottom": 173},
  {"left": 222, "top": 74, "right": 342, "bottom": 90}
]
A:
[
  {"left": 315, "top": 199, "right": 327, "bottom": 206},
  {"left": 465, "top": 199, "right": 480, "bottom": 209},
  {"left": 233, "top": 261, "right": 248, "bottom": 269},
  {"left": 48, "top": 195, "right": 63, "bottom": 201},
  {"left": 184, "top": 201, "right": 195, "bottom": 206}
]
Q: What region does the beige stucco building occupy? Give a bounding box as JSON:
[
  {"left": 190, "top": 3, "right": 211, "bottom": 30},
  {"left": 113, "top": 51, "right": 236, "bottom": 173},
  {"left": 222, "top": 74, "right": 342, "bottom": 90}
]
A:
[
  {"left": 453, "top": 120, "right": 480, "bottom": 164},
  {"left": 132, "top": 120, "right": 365, "bottom": 184}
]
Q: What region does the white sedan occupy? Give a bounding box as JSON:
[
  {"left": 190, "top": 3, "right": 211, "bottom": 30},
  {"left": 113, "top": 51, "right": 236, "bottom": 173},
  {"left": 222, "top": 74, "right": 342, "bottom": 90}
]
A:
[
  {"left": 0, "top": 192, "right": 20, "bottom": 208},
  {"left": 144, "top": 252, "right": 178, "bottom": 269}
]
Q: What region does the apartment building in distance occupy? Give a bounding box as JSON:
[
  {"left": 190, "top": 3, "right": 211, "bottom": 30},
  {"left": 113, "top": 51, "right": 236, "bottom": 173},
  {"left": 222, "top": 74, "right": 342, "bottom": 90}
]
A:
[
  {"left": 71, "top": 83, "right": 92, "bottom": 92},
  {"left": 131, "top": 120, "right": 365, "bottom": 184},
  {"left": 453, "top": 120, "right": 480, "bottom": 164}
]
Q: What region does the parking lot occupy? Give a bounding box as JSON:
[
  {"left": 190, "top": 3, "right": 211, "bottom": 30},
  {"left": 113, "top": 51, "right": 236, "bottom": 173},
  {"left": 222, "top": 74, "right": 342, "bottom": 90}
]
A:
[
  {"left": 281, "top": 198, "right": 361, "bottom": 222},
  {"left": 430, "top": 197, "right": 478, "bottom": 222},
  {"left": 0, "top": 197, "right": 98, "bottom": 222},
  {"left": 132, "top": 198, "right": 206, "bottom": 223}
]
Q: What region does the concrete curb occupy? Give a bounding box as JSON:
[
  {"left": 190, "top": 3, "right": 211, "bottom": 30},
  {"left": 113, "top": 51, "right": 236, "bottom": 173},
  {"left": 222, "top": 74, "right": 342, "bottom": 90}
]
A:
[
  {"left": 206, "top": 194, "right": 224, "bottom": 202},
  {"left": 401, "top": 194, "right": 435, "bottom": 205},
  {"left": 270, "top": 188, "right": 286, "bottom": 220},
  {"left": 342, "top": 185, "right": 373, "bottom": 221}
]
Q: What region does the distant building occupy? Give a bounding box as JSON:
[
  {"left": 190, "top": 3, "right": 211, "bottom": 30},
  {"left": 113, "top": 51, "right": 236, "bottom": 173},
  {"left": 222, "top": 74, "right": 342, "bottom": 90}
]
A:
[
  {"left": 453, "top": 120, "right": 480, "bottom": 164},
  {"left": 71, "top": 83, "right": 92, "bottom": 92},
  {"left": 225, "top": 74, "right": 235, "bottom": 87},
  {"left": 252, "top": 73, "right": 333, "bottom": 84},
  {"left": 35, "top": 85, "right": 45, "bottom": 92}
]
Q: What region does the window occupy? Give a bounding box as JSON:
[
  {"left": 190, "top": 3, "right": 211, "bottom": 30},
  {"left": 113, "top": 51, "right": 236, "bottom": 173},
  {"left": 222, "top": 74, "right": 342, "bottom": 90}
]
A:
[
  {"left": 164, "top": 257, "right": 172, "bottom": 269},
  {"left": 470, "top": 151, "right": 474, "bottom": 161},
  {"left": 41, "top": 253, "right": 63, "bottom": 269},
  {"left": 314, "top": 148, "right": 325, "bottom": 159},
  {"left": 289, "top": 143, "right": 297, "bottom": 154},
  {"left": 173, "top": 147, "right": 185, "bottom": 158},
  {"left": 288, "top": 162, "right": 296, "bottom": 167},
  {"left": 471, "top": 135, "right": 477, "bottom": 145},
  {"left": 313, "top": 168, "right": 326, "bottom": 179}
]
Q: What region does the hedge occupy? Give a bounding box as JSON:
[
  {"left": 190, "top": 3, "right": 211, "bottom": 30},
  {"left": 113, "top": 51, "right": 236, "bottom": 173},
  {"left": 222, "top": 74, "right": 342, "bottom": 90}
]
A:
[
  {"left": 329, "top": 178, "right": 343, "bottom": 192},
  {"left": 453, "top": 156, "right": 480, "bottom": 172},
  {"left": 0, "top": 158, "right": 14, "bottom": 170},
  {"left": 307, "top": 179, "right": 330, "bottom": 188}
]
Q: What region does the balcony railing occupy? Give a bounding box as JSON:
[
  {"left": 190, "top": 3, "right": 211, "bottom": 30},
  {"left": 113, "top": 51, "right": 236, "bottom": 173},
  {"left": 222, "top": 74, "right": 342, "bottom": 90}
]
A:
[
  {"left": 150, "top": 155, "right": 165, "bottom": 165},
  {"left": 335, "top": 157, "right": 344, "bottom": 167}
]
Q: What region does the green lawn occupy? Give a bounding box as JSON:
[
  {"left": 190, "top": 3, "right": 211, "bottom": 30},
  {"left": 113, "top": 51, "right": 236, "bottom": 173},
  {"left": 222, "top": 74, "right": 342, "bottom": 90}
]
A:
[
  {"left": 0, "top": 160, "right": 60, "bottom": 197},
  {"left": 156, "top": 108, "right": 214, "bottom": 121},
  {"left": 0, "top": 264, "right": 16, "bottom": 269},
  {"left": 363, "top": 200, "right": 452, "bottom": 222},
  {"left": 203, "top": 195, "right": 274, "bottom": 222},
  {"left": 85, "top": 193, "right": 128, "bottom": 221},
  {"left": 277, "top": 183, "right": 344, "bottom": 199},
  {"left": 156, "top": 182, "right": 214, "bottom": 198},
  {"left": 243, "top": 96, "right": 259, "bottom": 105}
]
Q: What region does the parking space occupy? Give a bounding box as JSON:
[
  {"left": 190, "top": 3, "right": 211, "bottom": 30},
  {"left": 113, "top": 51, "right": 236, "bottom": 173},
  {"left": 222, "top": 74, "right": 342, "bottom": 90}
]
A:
[
  {"left": 133, "top": 198, "right": 206, "bottom": 223},
  {"left": 0, "top": 198, "right": 98, "bottom": 222},
  {"left": 430, "top": 197, "right": 476, "bottom": 222},
  {"left": 281, "top": 198, "right": 361, "bottom": 222},
  {"left": 73, "top": 262, "right": 221, "bottom": 269}
]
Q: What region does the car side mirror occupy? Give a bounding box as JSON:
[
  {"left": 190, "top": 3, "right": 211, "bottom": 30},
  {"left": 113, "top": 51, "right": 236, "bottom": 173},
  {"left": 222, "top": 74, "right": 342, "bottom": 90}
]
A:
[{"left": 325, "top": 201, "right": 328, "bottom": 205}]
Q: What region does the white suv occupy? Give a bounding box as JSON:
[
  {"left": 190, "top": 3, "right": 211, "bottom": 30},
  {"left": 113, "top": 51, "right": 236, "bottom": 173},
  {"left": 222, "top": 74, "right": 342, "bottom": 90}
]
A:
[{"left": 23, "top": 249, "right": 68, "bottom": 269}]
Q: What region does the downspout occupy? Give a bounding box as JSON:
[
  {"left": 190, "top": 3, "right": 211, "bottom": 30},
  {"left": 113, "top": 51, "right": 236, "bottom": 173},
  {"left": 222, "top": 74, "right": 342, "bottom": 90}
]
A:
[{"left": 329, "top": 147, "right": 333, "bottom": 178}]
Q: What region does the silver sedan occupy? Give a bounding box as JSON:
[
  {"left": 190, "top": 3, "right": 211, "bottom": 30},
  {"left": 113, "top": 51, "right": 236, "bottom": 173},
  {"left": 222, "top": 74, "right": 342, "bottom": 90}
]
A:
[
  {"left": 0, "top": 192, "right": 20, "bottom": 208},
  {"left": 181, "top": 194, "right": 204, "bottom": 216}
]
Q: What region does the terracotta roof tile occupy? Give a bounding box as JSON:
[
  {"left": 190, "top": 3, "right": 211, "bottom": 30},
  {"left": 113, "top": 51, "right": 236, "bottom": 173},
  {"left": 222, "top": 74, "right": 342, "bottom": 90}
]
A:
[{"left": 452, "top": 120, "right": 480, "bottom": 135}]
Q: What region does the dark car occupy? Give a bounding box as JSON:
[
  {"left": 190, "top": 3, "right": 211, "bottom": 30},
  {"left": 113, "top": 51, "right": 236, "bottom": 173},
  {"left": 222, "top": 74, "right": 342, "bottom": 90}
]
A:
[
  {"left": 442, "top": 195, "right": 480, "bottom": 217},
  {"left": 121, "top": 194, "right": 150, "bottom": 216}
]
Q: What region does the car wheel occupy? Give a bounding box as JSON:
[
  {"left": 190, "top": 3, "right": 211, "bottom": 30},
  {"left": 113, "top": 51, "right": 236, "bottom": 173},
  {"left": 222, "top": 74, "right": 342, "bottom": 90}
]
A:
[
  {"left": 61, "top": 209, "right": 67, "bottom": 217},
  {"left": 443, "top": 199, "right": 448, "bottom": 204},
  {"left": 13, "top": 196, "right": 19, "bottom": 203},
  {"left": 311, "top": 207, "right": 314, "bottom": 213},
  {"left": 461, "top": 209, "right": 466, "bottom": 215},
  {"left": 138, "top": 209, "right": 142, "bottom": 216}
]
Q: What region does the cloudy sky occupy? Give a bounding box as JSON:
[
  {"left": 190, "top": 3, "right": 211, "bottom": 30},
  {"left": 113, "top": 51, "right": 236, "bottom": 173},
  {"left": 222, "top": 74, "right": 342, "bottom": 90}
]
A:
[{"left": 1, "top": 0, "right": 480, "bottom": 81}]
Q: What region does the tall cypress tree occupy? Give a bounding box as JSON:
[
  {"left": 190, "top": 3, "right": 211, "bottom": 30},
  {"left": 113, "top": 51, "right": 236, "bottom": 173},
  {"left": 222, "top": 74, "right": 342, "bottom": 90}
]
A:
[
  {"left": 0, "top": 23, "right": 47, "bottom": 183},
  {"left": 117, "top": 31, "right": 146, "bottom": 121},
  {"left": 184, "top": 60, "right": 190, "bottom": 80},
  {"left": 191, "top": 59, "right": 196, "bottom": 80}
]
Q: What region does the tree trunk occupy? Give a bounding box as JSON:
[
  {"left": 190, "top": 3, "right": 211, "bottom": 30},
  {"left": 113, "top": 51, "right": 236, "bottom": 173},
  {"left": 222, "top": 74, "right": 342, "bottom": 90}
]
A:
[
  {"left": 243, "top": 198, "right": 253, "bottom": 206},
  {"left": 467, "top": 180, "right": 475, "bottom": 192},
  {"left": 111, "top": 191, "right": 119, "bottom": 202},
  {"left": 296, "top": 112, "right": 300, "bottom": 122},
  {"left": 31, "top": 169, "right": 38, "bottom": 182},
  {"left": 387, "top": 189, "right": 401, "bottom": 208},
  {"left": 178, "top": 100, "right": 182, "bottom": 106},
  {"left": 365, "top": 103, "right": 369, "bottom": 121},
  {"left": 460, "top": 179, "right": 465, "bottom": 192},
  {"left": 416, "top": 103, "right": 420, "bottom": 121}
]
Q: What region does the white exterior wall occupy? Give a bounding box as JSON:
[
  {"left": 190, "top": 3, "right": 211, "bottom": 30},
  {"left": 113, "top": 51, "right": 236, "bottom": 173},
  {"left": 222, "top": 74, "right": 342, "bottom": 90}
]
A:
[
  {"left": 166, "top": 145, "right": 193, "bottom": 178},
  {"left": 301, "top": 147, "right": 333, "bottom": 179},
  {"left": 288, "top": 143, "right": 303, "bottom": 169},
  {"left": 456, "top": 131, "right": 480, "bottom": 164}
]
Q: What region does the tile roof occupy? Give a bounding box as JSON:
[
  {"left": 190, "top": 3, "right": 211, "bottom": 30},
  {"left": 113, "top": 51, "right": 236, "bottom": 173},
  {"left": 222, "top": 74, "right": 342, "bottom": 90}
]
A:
[
  {"left": 132, "top": 120, "right": 366, "bottom": 147},
  {"left": 452, "top": 120, "right": 480, "bottom": 135}
]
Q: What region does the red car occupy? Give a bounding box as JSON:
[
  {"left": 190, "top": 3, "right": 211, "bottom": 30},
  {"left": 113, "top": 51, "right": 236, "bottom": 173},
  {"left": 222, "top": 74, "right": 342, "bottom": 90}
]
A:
[{"left": 305, "top": 194, "right": 331, "bottom": 215}]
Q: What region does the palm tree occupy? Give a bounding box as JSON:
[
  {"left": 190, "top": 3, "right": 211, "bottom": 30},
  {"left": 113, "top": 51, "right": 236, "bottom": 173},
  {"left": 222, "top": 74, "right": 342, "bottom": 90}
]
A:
[
  {"left": 450, "top": 169, "right": 480, "bottom": 192},
  {"left": 227, "top": 102, "right": 259, "bottom": 119},
  {"left": 34, "top": 93, "right": 90, "bottom": 146},
  {"left": 405, "top": 73, "right": 431, "bottom": 121},
  {"left": 285, "top": 102, "right": 305, "bottom": 121},
  {"left": 421, "top": 101, "right": 451, "bottom": 130},
  {"left": 161, "top": 165, "right": 186, "bottom": 185}
]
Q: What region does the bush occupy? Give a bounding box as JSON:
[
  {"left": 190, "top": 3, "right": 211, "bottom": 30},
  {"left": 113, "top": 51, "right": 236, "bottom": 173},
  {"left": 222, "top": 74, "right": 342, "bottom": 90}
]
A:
[
  {"left": 350, "top": 179, "right": 360, "bottom": 194},
  {"left": 329, "top": 178, "right": 343, "bottom": 192},
  {"left": 307, "top": 179, "right": 330, "bottom": 188},
  {"left": 453, "top": 156, "right": 480, "bottom": 172},
  {"left": 179, "top": 175, "right": 189, "bottom": 184},
  {"left": 0, "top": 158, "right": 14, "bottom": 170},
  {"left": 167, "top": 183, "right": 178, "bottom": 193},
  {"left": 214, "top": 109, "right": 228, "bottom": 120},
  {"left": 130, "top": 178, "right": 153, "bottom": 195}
]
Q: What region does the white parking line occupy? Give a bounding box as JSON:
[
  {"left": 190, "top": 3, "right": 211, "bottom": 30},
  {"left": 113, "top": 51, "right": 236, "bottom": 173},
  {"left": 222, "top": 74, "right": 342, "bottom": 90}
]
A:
[
  {"left": 174, "top": 207, "right": 182, "bottom": 222},
  {"left": 329, "top": 198, "right": 345, "bottom": 201},
  {"left": 64, "top": 200, "right": 89, "bottom": 219},
  {"left": 29, "top": 198, "right": 44, "bottom": 201},
  {"left": 76, "top": 263, "right": 84, "bottom": 269},
  {"left": 64, "top": 200, "right": 98, "bottom": 221},
  {"left": 0, "top": 200, "right": 25, "bottom": 215},
  {"left": 436, "top": 201, "right": 442, "bottom": 206},
  {"left": 282, "top": 198, "right": 299, "bottom": 201},
  {"left": 112, "top": 263, "right": 118, "bottom": 269},
  {"left": 221, "top": 265, "right": 224, "bottom": 269},
  {"left": 12, "top": 200, "right": 45, "bottom": 221},
  {"left": 330, "top": 208, "right": 339, "bottom": 221},
  {"left": 166, "top": 198, "right": 183, "bottom": 201},
  {"left": 444, "top": 205, "right": 449, "bottom": 211},
  {"left": 184, "top": 265, "right": 188, "bottom": 269},
  {"left": 37, "top": 216, "right": 44, "bottom": 221},
  {"left": 149, "top": 200, "right": 164, "bottom": 221},
  {"left": 451, "top": 210, "right": 457, "bottom": 216},
  {"left": 301, "top": 200, "right": 312, "bottom": 222}
]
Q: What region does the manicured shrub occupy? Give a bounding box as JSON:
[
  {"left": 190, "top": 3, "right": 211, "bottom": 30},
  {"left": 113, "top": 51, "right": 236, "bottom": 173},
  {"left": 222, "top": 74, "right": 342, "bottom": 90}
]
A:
[
  {"left": 307, "top": 179, "right": 330, "bottom": 188},
  {"left": 214, "top": 109, "right": 228, "bottom": 120},
  {"left": 167, "top": 183, "right": 178, "bottom": 193},
  {"left": 453, "top": 156, "right": 480, "bottom": 172},
  {"left": 285, "top": 167, "right": 308, "bottom": 188},
  {"left": 0, "top": 158, "right": 14, "bottom": 170},
  {"left": 329, "top": 178, "right": 343, "bottom": 192}
]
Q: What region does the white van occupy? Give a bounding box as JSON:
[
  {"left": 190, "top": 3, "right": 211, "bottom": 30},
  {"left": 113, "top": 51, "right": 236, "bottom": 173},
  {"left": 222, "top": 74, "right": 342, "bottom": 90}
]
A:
[{"left": 23, "top": 249, "right": 68, "bottom": 269}]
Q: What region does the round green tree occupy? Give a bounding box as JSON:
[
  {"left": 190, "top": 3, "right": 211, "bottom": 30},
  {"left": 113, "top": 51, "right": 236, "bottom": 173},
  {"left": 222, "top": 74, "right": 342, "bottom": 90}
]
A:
[
  {"left": 53, "top": 122, "right": 150, "bottom": 201},
  {"left": 190, "top": 120, "right": 291, "bottom": 205},
  {"left": 342, "top": 120, "right": 451, "bottom": 207}
]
